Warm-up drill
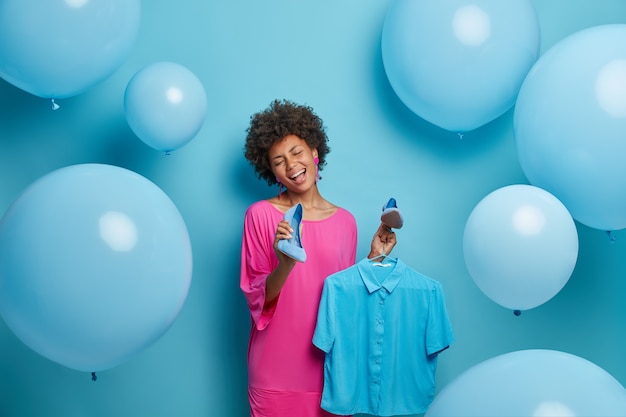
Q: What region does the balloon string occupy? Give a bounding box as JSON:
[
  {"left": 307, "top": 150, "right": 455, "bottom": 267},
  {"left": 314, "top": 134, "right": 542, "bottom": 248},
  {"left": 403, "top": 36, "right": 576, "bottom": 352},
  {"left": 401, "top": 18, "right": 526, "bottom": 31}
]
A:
[
  {"left": 51, "top": 99, "right": 60, "bottom": 110},
  {"left": 606, "top": 230, "right": 617, "bottom": 242},
  {"left": 91, "top": 372, "right": 97, "bottom": 382}
]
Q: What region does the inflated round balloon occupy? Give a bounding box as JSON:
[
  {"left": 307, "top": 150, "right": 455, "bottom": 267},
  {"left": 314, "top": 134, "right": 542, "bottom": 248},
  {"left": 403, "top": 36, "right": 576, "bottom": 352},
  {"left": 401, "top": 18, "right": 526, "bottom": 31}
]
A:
[
  {"left": 426, "top": 350, "right": 626, "bottom": 417},
  {"left": 515, "top": 24, "right": 626, "bottom": 231},
  {"left": 0, "top": 164, "right": 193, "bottom": 372},
  {"left": 0, "top": 0, "right": 140, "bottom": 99},
  {"left": 382, "top": 0, "right": 539, "bottom": 132},
  {"left": 463, "top": 185, "right": 578, "bottom": 311},
  {"left": 124, "top": 62, "right": 208, "bottom": 153}
]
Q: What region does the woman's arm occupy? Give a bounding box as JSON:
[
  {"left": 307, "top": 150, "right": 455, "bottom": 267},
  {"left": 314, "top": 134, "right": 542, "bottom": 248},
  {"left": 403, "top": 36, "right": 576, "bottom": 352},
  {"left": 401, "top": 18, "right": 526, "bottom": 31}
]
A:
[{"left": 264, "top": 219, "right": 297, "bottom": 306}]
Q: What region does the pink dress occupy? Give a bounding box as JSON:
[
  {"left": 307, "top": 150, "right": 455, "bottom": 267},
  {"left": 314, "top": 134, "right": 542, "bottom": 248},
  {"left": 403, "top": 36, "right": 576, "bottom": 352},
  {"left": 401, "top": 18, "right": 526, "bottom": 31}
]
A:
[{"left": 240, "top": 200, "right": 357, "bottom": 417}]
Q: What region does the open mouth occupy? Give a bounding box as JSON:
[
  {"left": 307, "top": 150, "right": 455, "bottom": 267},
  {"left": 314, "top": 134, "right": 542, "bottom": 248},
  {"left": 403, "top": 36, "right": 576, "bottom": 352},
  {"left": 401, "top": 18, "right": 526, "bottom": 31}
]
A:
[{"left": 290, "top": 169, "right": 306, "bottom": 183}]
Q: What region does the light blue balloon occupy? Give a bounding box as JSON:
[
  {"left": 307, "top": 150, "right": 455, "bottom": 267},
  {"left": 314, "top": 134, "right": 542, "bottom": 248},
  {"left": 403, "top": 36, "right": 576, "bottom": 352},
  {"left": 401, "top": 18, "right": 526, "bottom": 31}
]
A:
[
  {"left": 463, "top": 185, "right": 578, "bottom": 311},
  {"left": 381, "top": 0, "right": 539, "bottom": 132},
  {"left": 426, "top": 350, "right": 626, "bottom": 417},
  {"left": 0, "top": 164, "right": 193, "bottom": 372},
  {"left": 0, "top": 0, "right": 140, "bottom": 99},
  {"left": 124, "top": 62, "right": 208, "bottom": 153},
  {"left": 514, "top": 24, "right": 626, "bottom": 231}
]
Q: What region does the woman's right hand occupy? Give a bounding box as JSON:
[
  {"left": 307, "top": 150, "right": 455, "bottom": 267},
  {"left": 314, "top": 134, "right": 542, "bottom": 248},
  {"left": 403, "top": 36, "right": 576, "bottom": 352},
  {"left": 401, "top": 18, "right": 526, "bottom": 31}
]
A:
[
  {"left": 265, "top": 220, "right": 297, "bottom": 306},
  {"left": 273, "top": 220, "right": 297, "bottom": 267}
]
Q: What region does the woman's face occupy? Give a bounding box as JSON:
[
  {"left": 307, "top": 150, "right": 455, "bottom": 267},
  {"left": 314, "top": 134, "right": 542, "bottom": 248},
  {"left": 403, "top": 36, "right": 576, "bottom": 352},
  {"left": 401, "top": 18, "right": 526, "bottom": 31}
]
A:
[{"left": 268, "top": 134, "right": 317, "bottom": 193}]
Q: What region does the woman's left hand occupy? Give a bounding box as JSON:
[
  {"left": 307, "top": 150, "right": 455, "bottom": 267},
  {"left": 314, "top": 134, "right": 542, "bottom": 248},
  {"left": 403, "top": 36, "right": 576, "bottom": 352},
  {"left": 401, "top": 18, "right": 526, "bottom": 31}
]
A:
[{"left": 368, "top": 223, "right": 397, "bottom": 259}]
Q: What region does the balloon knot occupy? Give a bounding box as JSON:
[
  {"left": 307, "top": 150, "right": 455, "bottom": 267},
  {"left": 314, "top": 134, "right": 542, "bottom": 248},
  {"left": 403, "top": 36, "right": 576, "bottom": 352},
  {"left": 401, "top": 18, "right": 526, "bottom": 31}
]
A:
[
  {"left": 51, "top": 99, "right": 60, "bottom": 110},
  {"left": 513, "top": 310, "right": 521, "bottom": 316},
  {"left": 91, "top": 372, "right": 97, "bottom": 382},
  {"left": 606, "top": 230, "right": 617, "bottom": 242}
]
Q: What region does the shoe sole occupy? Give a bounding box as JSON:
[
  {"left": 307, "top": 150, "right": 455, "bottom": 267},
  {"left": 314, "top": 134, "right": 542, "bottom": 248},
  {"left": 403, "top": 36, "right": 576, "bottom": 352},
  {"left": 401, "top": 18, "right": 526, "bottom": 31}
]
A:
[{"left": 381, "top": 210, "right": 403, "bottom": 229}]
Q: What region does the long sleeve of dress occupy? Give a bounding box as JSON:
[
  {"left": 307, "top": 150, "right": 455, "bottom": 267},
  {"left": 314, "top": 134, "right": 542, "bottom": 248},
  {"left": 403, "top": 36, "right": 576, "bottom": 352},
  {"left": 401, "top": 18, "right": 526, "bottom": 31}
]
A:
[{"left": 240, "top": 201, "right": 280, "bottom": 331}]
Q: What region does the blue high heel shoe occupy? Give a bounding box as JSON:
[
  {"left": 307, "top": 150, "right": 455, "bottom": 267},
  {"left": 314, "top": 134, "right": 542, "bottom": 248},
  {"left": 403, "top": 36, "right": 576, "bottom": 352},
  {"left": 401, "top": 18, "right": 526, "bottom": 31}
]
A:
[
  {"left": 278, "top": 203, "right": 307, "bottom": 262},
  {"left": 381, "top": 197, "right": 403, "bottom": 229}
]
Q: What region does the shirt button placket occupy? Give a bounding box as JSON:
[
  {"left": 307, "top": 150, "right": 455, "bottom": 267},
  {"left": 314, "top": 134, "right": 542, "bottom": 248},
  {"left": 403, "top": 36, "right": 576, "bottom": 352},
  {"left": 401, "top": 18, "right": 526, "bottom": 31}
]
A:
[{"left": 370, "top": 290, "right": 386, "bottom": 414}]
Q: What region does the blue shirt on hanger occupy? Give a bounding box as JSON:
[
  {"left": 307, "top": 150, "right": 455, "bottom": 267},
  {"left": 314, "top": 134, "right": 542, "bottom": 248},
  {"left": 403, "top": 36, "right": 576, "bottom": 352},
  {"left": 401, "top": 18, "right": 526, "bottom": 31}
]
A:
[{"left": 313, "top": 257, "right": 455, "bottom": 416}]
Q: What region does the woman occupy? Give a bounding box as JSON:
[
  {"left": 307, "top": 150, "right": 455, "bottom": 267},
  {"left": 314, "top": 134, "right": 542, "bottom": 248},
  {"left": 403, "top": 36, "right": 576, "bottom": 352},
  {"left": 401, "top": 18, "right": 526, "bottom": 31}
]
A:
[{"left": 240, "top": 99, "right": 396, "bottom": 417}]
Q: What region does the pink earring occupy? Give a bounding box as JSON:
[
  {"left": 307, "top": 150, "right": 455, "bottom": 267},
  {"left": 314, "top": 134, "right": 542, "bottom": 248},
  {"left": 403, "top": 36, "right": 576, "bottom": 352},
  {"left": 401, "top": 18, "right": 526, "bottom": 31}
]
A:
[{"left": 314, "top": 157, "right": 319, "bottom": 182}]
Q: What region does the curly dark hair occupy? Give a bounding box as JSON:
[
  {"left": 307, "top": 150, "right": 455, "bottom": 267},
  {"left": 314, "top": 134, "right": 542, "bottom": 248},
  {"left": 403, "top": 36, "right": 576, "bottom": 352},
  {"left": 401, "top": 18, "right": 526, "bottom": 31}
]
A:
[{"left": 244, "top": 99, "right": 330, "bottom": 186}]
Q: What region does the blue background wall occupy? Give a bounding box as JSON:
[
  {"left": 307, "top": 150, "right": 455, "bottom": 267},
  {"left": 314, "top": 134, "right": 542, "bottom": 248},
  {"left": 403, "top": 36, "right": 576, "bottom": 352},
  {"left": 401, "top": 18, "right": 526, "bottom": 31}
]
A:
[{"left": 1, "top": 1, "right": 626, "bottom": 416}]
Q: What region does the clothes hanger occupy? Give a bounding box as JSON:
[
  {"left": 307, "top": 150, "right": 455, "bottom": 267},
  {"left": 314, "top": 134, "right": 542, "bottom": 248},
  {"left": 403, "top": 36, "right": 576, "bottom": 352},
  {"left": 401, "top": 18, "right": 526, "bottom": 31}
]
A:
[{"left": 369, "top": 251, "right": 396, "bottom": 267}]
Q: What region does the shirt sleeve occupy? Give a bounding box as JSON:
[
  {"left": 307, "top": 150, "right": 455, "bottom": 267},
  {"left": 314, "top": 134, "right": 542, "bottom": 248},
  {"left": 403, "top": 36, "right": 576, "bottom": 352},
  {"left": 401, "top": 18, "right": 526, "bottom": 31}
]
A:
[
  {"left": 240, "top": 203, "right": 279, "bottom": 331},
  {"left": 425, "top": 282, "right": 455, "bottom": 356},
  {"left": 313, "top": 277, "right": 335, "bottom": 353}
]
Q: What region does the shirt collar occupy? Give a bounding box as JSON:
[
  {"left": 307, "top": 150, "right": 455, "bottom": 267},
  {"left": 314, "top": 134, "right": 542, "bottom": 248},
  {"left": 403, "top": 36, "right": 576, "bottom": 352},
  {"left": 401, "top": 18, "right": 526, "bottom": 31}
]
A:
[{"left": 356, "top": 257, "right": 405, "bottom": 294}]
